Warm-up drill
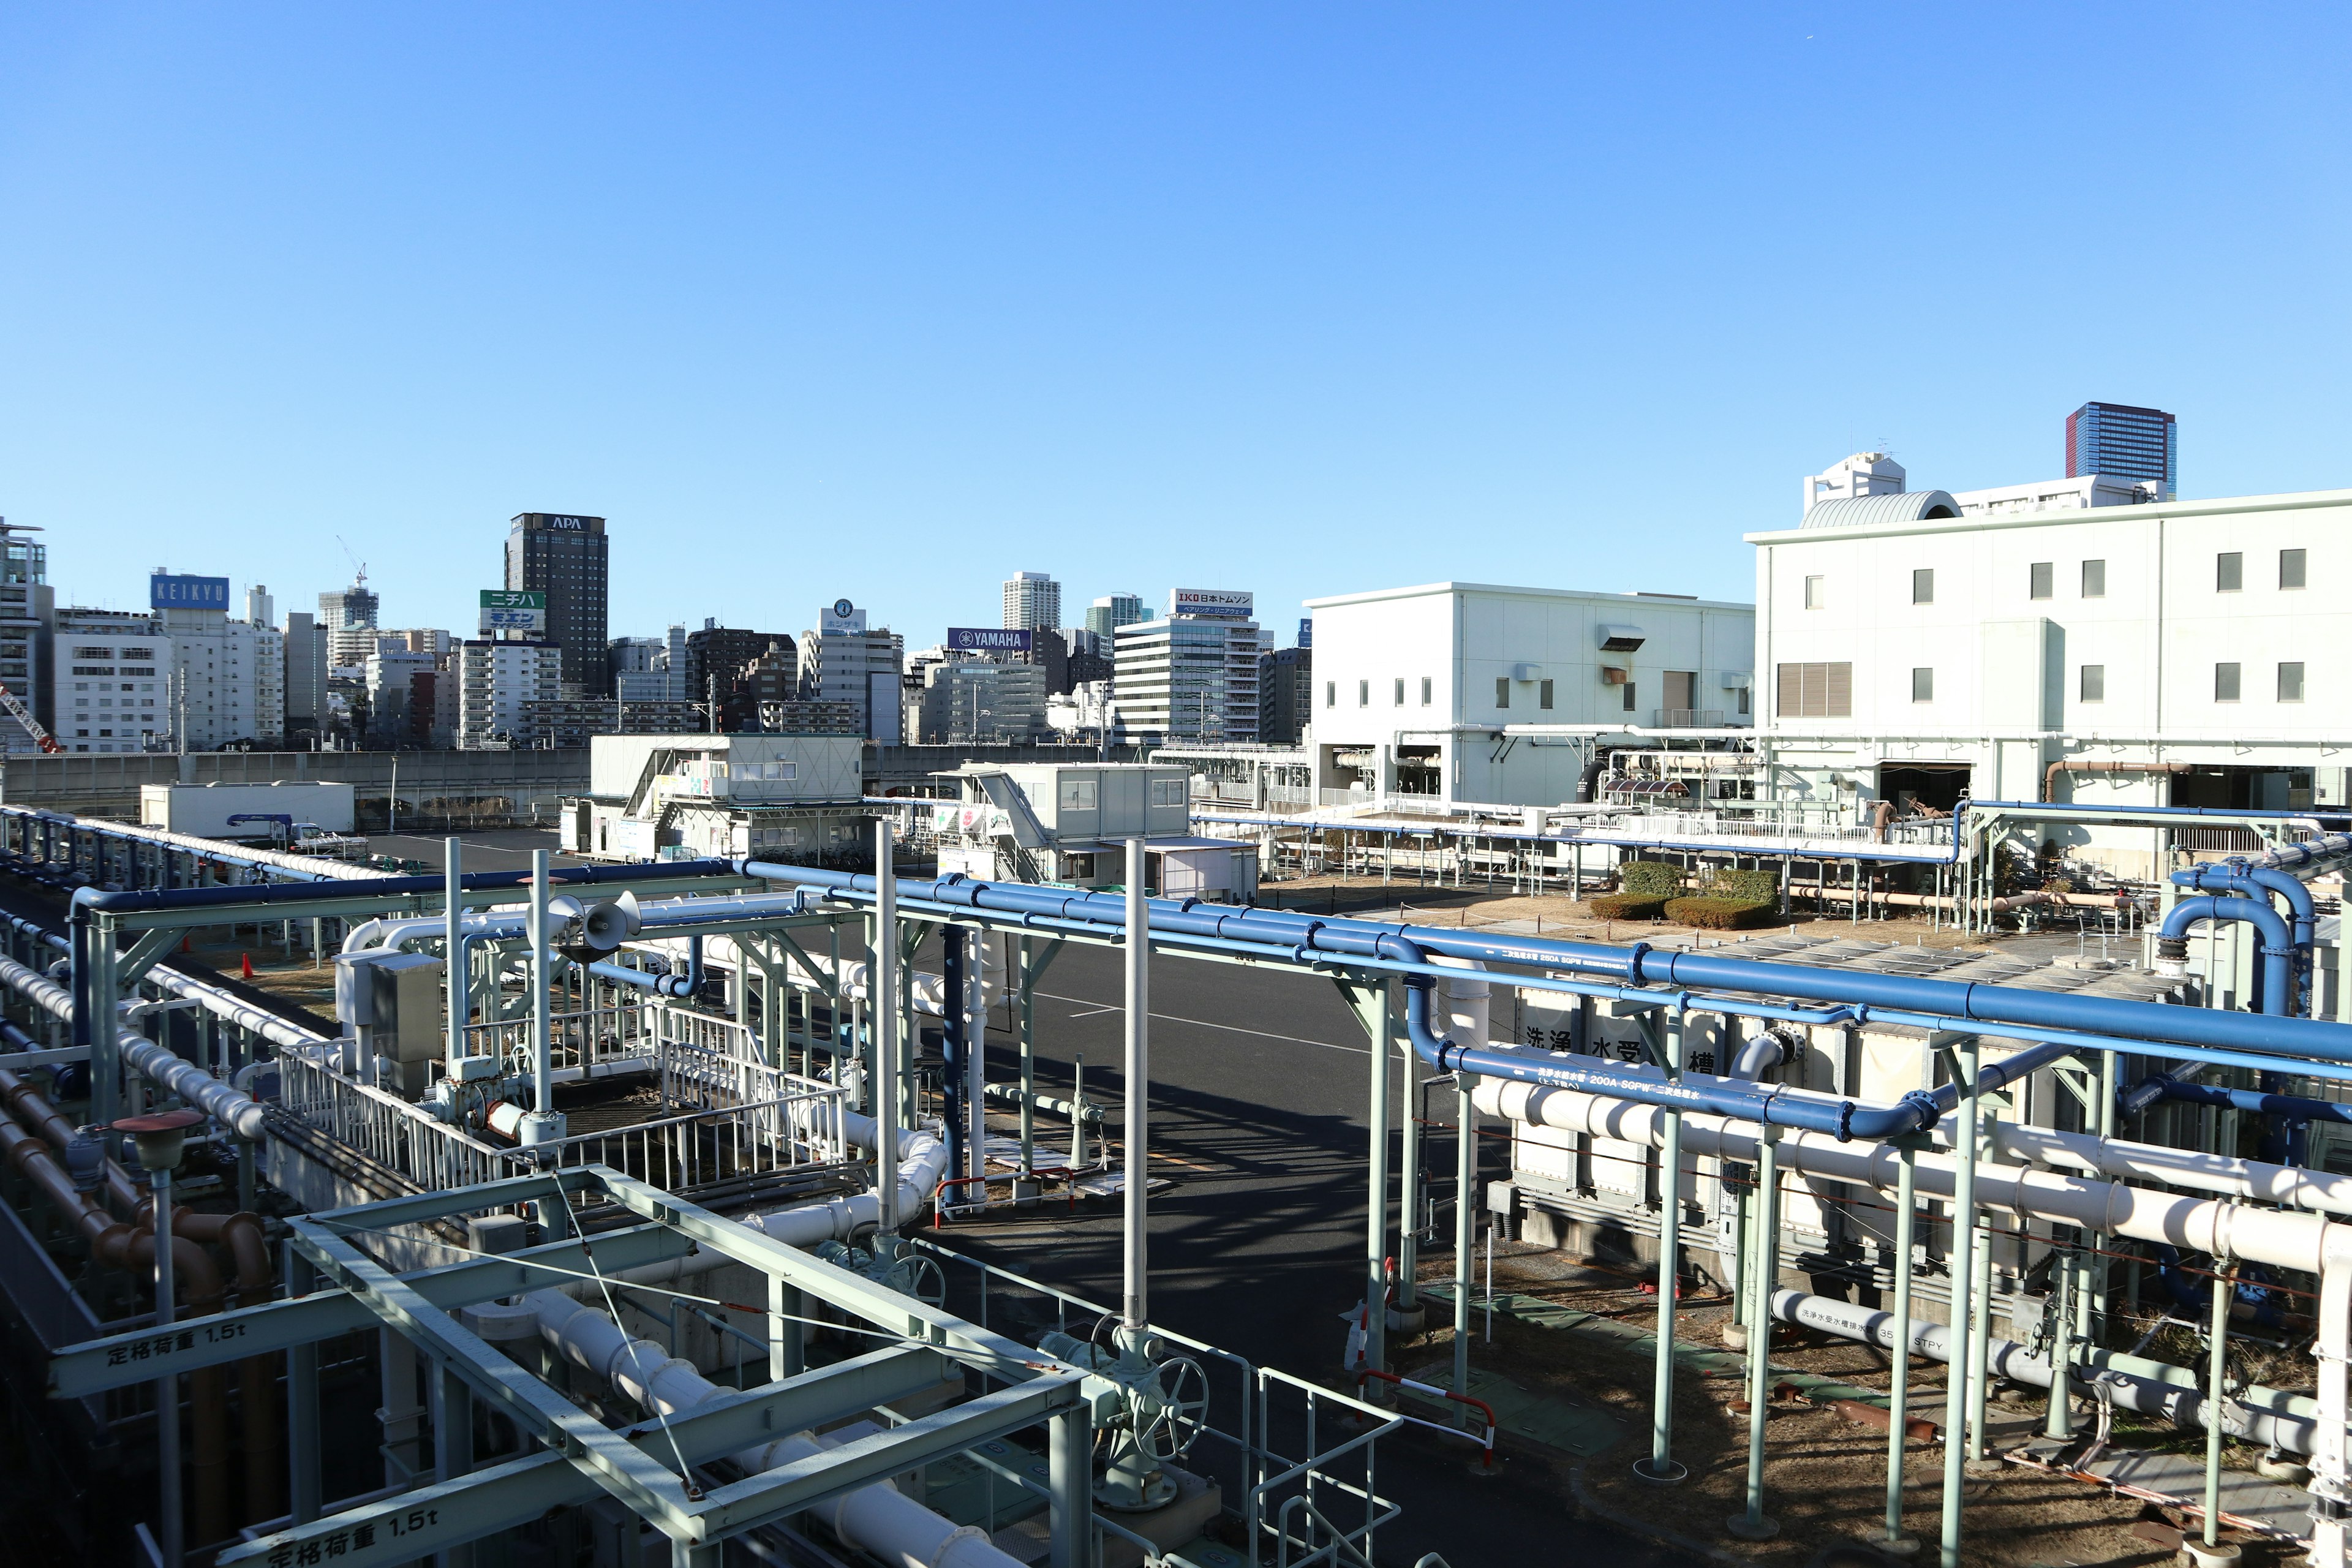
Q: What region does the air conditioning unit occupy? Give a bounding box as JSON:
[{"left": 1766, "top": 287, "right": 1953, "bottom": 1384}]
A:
[
  {"left": 1600, "top": 666, "right": 1629, "bottom": 686},
  {"left": 1513, "top": 663, "right": 1543, "bottom": 682}
]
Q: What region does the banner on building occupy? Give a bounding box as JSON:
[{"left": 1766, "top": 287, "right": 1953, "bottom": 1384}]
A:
[
  {"left": 947, "top": 627, "right": 1033, "bottom": 653},
  {"left": 820, "top": 598, "right": 867, "bottom": 635},
  {"left": 150, "top": 574, "right": 230, "bottom": 610},
  {"left": 479, "top": 589, "right": 547, "bottom": 634},
  {"left": 1169, "top": 588, "right": 1253, "bottom": 620}
]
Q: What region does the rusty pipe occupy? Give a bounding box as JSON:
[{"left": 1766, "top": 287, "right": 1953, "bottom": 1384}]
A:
[
  {"left": 0, "top": 1066, "right": 282, "bottom": 1519},
  {"left": 0, "top": 1105, "right": 234, "bottom": 1547}
]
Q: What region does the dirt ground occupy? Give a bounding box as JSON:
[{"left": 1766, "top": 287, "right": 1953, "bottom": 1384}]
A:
[
  {"left": 1259, "top": 871, "right": 1998, "bottom": 951},
  {"left": 1389, "top": 1242, "right": 2297, "bottom": 1568}
]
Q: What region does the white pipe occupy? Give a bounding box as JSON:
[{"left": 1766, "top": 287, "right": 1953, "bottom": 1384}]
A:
[
  {"left": 1123, "top": 839, "right": 1148, "bottom": 1332},
  {"left": 1474, "top": 1079, "right": 2338, "bottom": 1274},
  {"left": 1989, "top": 1118, "right": 2352, "bottom": 1219},
  {"left": 529, "top": 851, "right": 552, "bottom": 1117},
  {"left": 875, "top": 824, "right": 900, "bottom": 1233},
  {"left": 1768, "top": 1290, "right": 2324, "bottom": 1455},
  {"left": 79, "top": 820, "right": 397, "bottom": 884},
  {"left": 524, "top": 1292, "right": 1021, "bottom": 1568},
  {"left": 2317, "top": 1228, "right": 2352, "bottom": 1567}
]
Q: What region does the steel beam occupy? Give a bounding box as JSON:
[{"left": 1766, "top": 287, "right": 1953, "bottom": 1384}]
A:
[
  {"left": 52, "top": 1223, "right": 696, "bottom": 1396},
  {"left": 217, "top": 1346, "right": 952, "bottom": 1567}
]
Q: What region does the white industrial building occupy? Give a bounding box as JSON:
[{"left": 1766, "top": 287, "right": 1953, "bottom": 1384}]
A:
[
  {"left": 1112, "top": 592, "right": 1267, "bottom": 744},
  {"left": 800, "top": 601, "right": 903, "bottom": 743},
  {"left": 1752, "top": 475, "right": 2352, "bottom": 873},
  {"left": 926, "top": 761, "right": 1253, "bottom": 897},
  {"left": 53, "top": 611, "right": 170, "bottom": 755},
  {"left": 561, "top": 733, "right": 869, "bottom": 863},
  {"left": 456, "top": 638, "right": 559, "bottom": 749},
  {"left": 1300, "top": 581, "right": 1755, "bottom": 805}
]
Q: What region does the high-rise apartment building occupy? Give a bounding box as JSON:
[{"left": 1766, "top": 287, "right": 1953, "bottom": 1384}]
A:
[
  {"left": 1259, "top": 645, "right": 1313, "bottom": 746},
  {"left": 1085, "top": 594, "right": 1144, "bottom": 636},
  {"left": 457, "top": 639, "right": 560, "bottom": 748},
  {"left": 282, "top": 611, "right": 327, "bottom": 742},
  {"left": 1002, "top": 571, "right": 1061, "bottom": 632},
  {"left": 2066, "top": 402, "right": 2177, "bottom": 500},
  {"left": 507, "top": 513, "right": 609, "bottom": 696},
  {"left": 319, "top": 576, "right": 381, "bottom": 671},
  {"left": 684, "top": 623, "right": 795, "bottom": 729}
]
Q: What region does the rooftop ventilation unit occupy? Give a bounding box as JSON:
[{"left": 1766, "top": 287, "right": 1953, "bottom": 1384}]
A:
[{"left": 1597, "top": 624, "right": 1645, "bottom": 652}]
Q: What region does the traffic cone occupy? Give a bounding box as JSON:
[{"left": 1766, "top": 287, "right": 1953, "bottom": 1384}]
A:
[{"left": 241, "top": 953, "right": 254, "bottom": 979}]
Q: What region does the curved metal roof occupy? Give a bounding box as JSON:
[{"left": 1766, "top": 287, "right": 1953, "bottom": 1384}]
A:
[{"left": 1800, "top": 490, "right": 1962, "bottom": 529}]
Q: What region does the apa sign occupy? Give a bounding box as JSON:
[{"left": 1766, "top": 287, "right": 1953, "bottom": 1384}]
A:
[
  {"left": 1169, "top": 588, "right": 1253, "bottom": 620},
  {"left": 947, "top": 627, "right": 1032, "bottom": 653}
]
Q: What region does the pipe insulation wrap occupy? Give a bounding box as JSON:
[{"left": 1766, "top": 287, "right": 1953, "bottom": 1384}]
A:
[{"left": 525, "top": 1291, "right": 1023, "bottom": 1568}]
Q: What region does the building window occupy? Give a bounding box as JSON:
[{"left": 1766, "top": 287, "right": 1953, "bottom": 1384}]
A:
[
  {"left": 1420, "top": 677, "right": 1431, "bottom": 706},
  {"left": 2217, "top": 552, "right": 2243, "bottom": 592},
  {"left": 2282, "top": 549, "right": 2307, "bottom": 590},
  {"left": 1324, "top": 681, "right": 1334, "bottom": 708},
  {"left": 1736, "top": 686, "right": 1749, "bottom": 716},
  {"left": 2280, "top": 662, "right": 2306, "bottom": 703},
  {"left": 1912, "top": 568, "right": 1934, "bottom": 605},
  {"left": 1621, "top": 680, "right": 1637, "bottom": 714},
  {"left": 2081, "top": 559, "right": 2106, "bottom": 597},
  {"left": 1357, "top": 679, "right": 1369, "bottom": 707},
  {"left": 1494, "top": 677, "right": 1510, "bottom": 709},
  {"left": 1539, "top": 679, "right": 1555, "bottom": 710},
  {"left": 2215, "top": 662, "right": 2241, "bottom": 702},
  {"left": 2029, "top": 562, "right": 2054, "bottom": 600},
  {"left": 1803, "top": 575, "right": 1825, "bottom": 609},
  {"left": 1912, "top": 668, "right": 1933, "bottom": 703},
  {"left": 1774, "top": 662, "right": 1853, "bottom": 718},
  {"left": 1058, "top": 778, "right": 1098, "bottom": 811},
  {"left": 2080, "top": 664, "right": 2106, "bottom": 703},
  {"left": 1393, "top": 678, "right": 1404, "bottom": 706}
]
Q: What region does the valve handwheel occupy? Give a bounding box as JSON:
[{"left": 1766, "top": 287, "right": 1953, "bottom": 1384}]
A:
[{"left": 1135, "top": 1354, "right": 1209, "bottom": 1460}]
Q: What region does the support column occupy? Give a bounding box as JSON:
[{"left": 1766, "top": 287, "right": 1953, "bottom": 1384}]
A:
[
  {"left": 2205, "top": 1254, "right": 2233, "bottom": 1549},
  {"left": 1351, "top": 978, "right": 1394, "bottom": 1387},
  {"left": 1938, "top": 1038, "right": 1983, "bottom": 1568},
  {"left": 1728, "top": 1128, "right": 1781, "bottom": 1540},
  {"left": 875, "top": 823, "right": 901, "bottom": 1232},
  {"left": 1018, "top": 935, "right": 1037, "bottom": 1175},
  {"left": 1396, "top": 1014, "right": 1422, "bottom": 1314},
  {"left": 287, "top": 1249, "right": 322, "bottom": 1523},
  {"left": 1121, "top": 840, "right": 1150, "bottom": 1334},
  {"left": 1636, "top": 1005, "right": 1686, "bottom": 1484},
  {"left": 1048, "top": 1406, "right": 1094, "bottom": 1568},
  {"left": 1452, "top": 1069, "right": 1477, "bottom": 1411},
  {"left": 1884, "top": 1143, "right": 1918, "bottom": 1553},
  {"left": 770, "top": 1276, "right": 805, "bottom": 1382}
]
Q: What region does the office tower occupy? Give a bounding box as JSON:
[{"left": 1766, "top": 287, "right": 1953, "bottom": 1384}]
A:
[
  {"left": 507, "top": 513, "right": 609, "bottom": 696},
  {"left": 0, "top": 522, "right": 53, "bottom": 750},
  {"left": 1002, "top": 571, "right": 1061, "bottom": 632},
  {"left": 152, "top": 571, "right": 284, "bottom": 747},
  {"left": 1085, "top": 594, "right": 1144, "bottom": 636},
  {"left": 2066, "top": 402, "right": 2177, "bottom": 500},
  {"left": 282, "top": 611, "right": 326, "bottom": 742},
  {"left": 800, "top": 601, "right": 903, "bottom": 742},
  {"left": 1259, "top": 645, "right": 1313, "bottom": 745},
  {"left": 1112, "top": 591, "right": 1265, "bottom": 744}
]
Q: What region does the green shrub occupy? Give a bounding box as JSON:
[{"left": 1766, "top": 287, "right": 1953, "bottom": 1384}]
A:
[
  {"left": 1617, "top": 860, "right": 1683, "bottom": 897},
  {"left": 1665, "top": 897, "right": 1778, "bottom": 930},
  {"left": 1702, "top": 866, "right": 1779, "bottom": 904},
  {"left": 1589, "top": 894, "right": 1670, "bottom": 921}
]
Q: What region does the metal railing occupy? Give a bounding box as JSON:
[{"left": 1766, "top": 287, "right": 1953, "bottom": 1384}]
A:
[
  {"left": 1657, "top": 708, "right": 1728, "bottom": 728},
  {"left": 498, "top": 1082, "right": 852, "bottom": 1198},
  {"left": 913, "top": 1241, "right": 1400, "bottom": 1567},
  {"left": 277, "top": 1051, "right": 507, "bottom": 1192},
  {"left": 463, "top": 999, "right": 651, "bottom": 1079}
]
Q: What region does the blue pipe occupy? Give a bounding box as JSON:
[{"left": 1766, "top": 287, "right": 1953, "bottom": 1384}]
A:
[
  {"left": 2126, "top": 1074, "right": 2352, "bottom": 1126},
  {"left": 588, "top": 933, "right": 704, "bottom": 997},
  {"left": 2176, "top": 859, "right": 2323, "bottom": 1016},
  {"left": 737, "top": 859, "right": 2352, "bottom": 1066},
  {"left": 2160, "top": 895, "right": 2294, "bottom": 1017}
]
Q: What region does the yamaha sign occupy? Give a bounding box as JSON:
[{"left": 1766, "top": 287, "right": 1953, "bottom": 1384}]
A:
[{"left": 947, "top": 627, "right": 1033, "bottom": 653}]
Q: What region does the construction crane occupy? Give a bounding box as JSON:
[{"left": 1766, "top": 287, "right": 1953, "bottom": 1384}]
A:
[
  {"left": 0, "top": 680, "right": 62, "bottom": 753},
  {"left": 336, "top": 535, "right": 368, "bottom": 587}
]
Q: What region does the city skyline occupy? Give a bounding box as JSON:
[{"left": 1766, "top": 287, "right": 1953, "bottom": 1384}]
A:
[{"left": 9, "top": 9, "right": 2347, "bottom": 646}]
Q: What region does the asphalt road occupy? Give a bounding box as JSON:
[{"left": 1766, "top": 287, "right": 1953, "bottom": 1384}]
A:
[{"left": 940, "top": 933, "right": 1693, "bottom": 1568}]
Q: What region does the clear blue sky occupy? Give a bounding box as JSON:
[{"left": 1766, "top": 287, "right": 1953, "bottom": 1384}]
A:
[{"left": 4, "top": 4, "right": 2345, "bottom": 648}]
